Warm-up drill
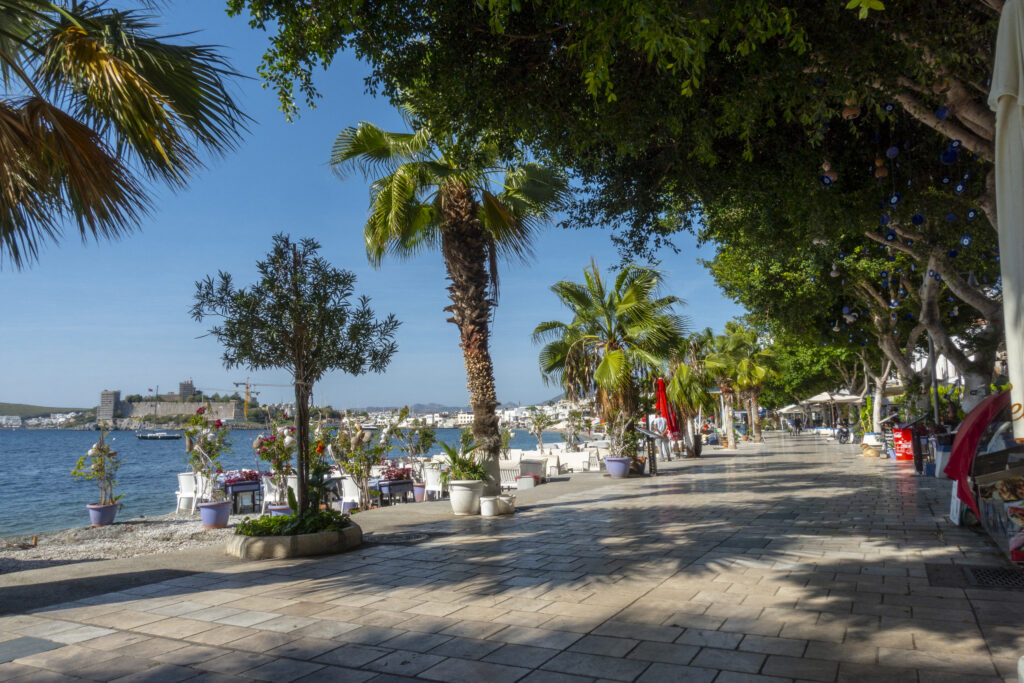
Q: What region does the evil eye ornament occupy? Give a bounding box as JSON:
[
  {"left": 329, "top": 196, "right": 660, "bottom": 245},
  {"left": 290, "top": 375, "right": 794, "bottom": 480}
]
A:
[
  {"left": 906, "top": 240, "right": 914, "bottom": 246},
  {"left": 940, "top": 149, "right": 959, "bottom": 165},
  {"left": 961, "top": 234, "right": 972, "bottom": 247},
  {"left": 941, "top": 176, "right": 952, "bottom": 185},
  {"left": 935, "top": 106, "right": 950, "bottom": 120},
  {"left": 911, "top": 213, "right": 925, "bottom": 225},
  {"left": 948, "top": 249, "right": 958, "bottom": 258},
  {"left": 880, "top": 214, "right": 891, "bottom": 226},
  {"left": 881, "top": 270, "right": 889, "bottom": 278},
  {"left": 886, "top": 145, "right": 900, "bottom": 158},
  {"left": 885, "top": 230, "right": 896, "bottom": 241},
  {"left": 889, "top": 193, "right": 902, "bottom": 205},
  {"left": 951, "top": 140, "right": 962, "bottom": 149},
  {"left": 883, "top": 102, "right": 895, "bottom": 113},
  {"left": 821, "top": 175, "right": 834, "bottom": 187},
  {"left": 890, "top": 313, "right": 898, "bottom": 321},
  {"left": 934, "top": 272, "right": 943, "bottom": 281},
  {"left": 946, "top": 213, "right": 957, "bottom": 222},
  {"left": 838, "top": 252, "right": 846, "bottom": 259},
  {"left": 842, "top": 306, "right": 851, "bottom": 314},
  {"left": 899, "top": 287, "right": 907, "bottom": 296},
  {"left": 928, "top": 269, "right": 935, "bottom": 277},
  {"left": 890, "top": 300, "right": 899, "bottom": 308},
  {"left": 954, "top": 182, "right": 966, "bottom": 195},
  {"left": 967, "top": 209, "right": 978, "bottom": 220}
]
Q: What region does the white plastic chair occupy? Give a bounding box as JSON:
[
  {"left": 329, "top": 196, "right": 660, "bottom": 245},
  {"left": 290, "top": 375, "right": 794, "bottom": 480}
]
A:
[
  {"left": 520, "top": 458, "right": 545, "bottom": 481},
  {"left": 340, "top": 476, "right": 361, "bottom": 512},
  {"left": 424, "top": 464, "right": 445, "bottom": 500},
  {"left": 499, "top": 466, "right": 519, "bottom": 490},
  {"left": 261, "top": 476, "right": 280, "bottom": 513},
  {"left": 285, "top": 474, "right": 299, "bottom": 501},
  {"left": 192, "top": 473, "right": 217, "bottom": 514},
  {"left": 175, "top": 473, "right": 195, "bottom": 513}
]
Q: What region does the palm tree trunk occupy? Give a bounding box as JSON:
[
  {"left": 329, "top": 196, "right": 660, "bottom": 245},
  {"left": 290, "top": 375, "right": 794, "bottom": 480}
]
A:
[
  {"left": 722, "top": 391, "right": 736, "bottom": 449},
  {"left": 440, "top": 182, "right": 501, "bottom": 495},
  {"left": 293, "top": 381, "right": 310, "bottom": 513},
  {"left": 751, "top": 394, "right": 761, "bottom": 440}
]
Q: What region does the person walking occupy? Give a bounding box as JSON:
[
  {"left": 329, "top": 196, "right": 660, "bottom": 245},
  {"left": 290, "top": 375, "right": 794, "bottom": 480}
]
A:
[{"left": 651, "top": 413, "right": 671, "bottom": 464}]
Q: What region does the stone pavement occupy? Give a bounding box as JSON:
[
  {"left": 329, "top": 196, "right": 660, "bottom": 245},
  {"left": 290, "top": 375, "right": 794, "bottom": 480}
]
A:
[{"left": 1, "top": 434, "right": 1022, "bottom": 682}]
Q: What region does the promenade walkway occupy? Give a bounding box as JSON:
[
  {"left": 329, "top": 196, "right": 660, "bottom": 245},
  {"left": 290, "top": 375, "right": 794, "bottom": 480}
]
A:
[{"left": 1, "top": 434, "right": 1021, "bottom": 682}]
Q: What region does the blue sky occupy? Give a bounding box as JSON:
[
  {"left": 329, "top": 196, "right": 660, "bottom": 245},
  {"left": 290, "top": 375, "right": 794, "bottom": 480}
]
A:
[{"left": 0, "top": 2, "right": 743, "bottom": 410}]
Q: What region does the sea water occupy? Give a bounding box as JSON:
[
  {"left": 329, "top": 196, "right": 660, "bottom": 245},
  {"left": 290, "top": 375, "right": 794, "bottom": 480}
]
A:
[{"left": 0, "top": 428, "right": 563, "bottom": 536}]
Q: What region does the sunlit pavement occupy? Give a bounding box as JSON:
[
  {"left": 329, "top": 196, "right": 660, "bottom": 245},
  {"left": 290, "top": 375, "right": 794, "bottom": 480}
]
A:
[{"left": 1, "top": 433, "right": 1020, "bottom": 682}]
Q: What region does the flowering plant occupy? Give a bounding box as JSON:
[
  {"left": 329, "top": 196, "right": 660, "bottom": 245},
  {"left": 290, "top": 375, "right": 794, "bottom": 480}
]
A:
[
  {"left": 224, "top": 469, "right": 260, "bottom": 485},
  {"left": 253, "top": 424, "right": 295, "bottom": 504},
  {"left": 184, "top": 405, "right": 231, "bottom": 501},
  {"left": 71, "top": 426, "right": 122, "bottom": 506},
  {"left": 381, "top": 465, "right": 412, "bottom": 481},
  {"left": 326, "top": 411, "right": 397, "bottom": 509}
]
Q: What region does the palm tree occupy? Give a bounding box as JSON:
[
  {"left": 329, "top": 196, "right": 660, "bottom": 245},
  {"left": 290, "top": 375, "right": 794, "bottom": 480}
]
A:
[
  {"left": 1, "top": 0, "right": 248, "bottom": 268},
  {"left": 705, "top": 326, "right": 743, "bottom": 449},
  {"left": 667, "top": 330, "right": 716, "bottom": 457},
  {"left": 331, "top": 114, "right": 568, "bottom": 495},
  {"left": 732, "top": 331, "right": 776, "bottom": 441},
  {"left": 534, "top": 262, "right": 688, "bottom": 454}
]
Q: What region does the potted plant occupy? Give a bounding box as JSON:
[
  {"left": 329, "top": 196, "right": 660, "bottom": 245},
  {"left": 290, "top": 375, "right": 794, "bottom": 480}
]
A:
[
  {"left": 604, "top": 413, "right": 634, "bottom": 479},
  {"left": 439, "top": 439, "right": 486, "bottom": 515},
  {"left": 327, "top": 413, "right": 391, "bottom": 510},
  {"left": 253, "top": 424, "right": 296, "bottom": 515},
  {"left": 71, "top": 426, "right": 122, "bottom": 526},
  {"left": 397, "top": 411, "right": 436, "bottom": 502},
  {"left": 185, "top": 405, "right": 233, "bottom": 528}
]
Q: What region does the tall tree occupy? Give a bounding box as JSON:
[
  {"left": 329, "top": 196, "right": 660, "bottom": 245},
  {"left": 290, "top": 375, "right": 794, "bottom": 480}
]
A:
[
  {"left": 191, "top": 234, "right": 399, "bottom": 515},
  {"left": 331, "top": 116, "right": 567, "bottom": 496},
  {"left": 534, "top": 262, "right": 687, "bottom": 450},
  {"left": 2, "top": 0, "right": 248, "bottom": 268}
]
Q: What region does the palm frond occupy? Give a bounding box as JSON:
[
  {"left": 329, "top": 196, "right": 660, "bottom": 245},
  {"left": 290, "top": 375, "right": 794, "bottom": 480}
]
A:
[{"left": 331, "top": 122, "right": 432, "bottom": 180}]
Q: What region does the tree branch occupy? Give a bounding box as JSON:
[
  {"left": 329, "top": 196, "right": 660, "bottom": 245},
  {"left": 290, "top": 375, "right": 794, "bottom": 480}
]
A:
[{"left": 894, "top": 91, "right": 994, "bottom": 162}]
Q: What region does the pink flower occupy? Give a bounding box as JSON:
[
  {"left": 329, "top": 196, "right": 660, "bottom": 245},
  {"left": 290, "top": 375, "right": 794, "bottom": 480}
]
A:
[
  {"left": 195, "top": 406, "right": 206, "bottom": 415},
  {"left": 214, "top": 419, "right": 223, "bottom": 428}
]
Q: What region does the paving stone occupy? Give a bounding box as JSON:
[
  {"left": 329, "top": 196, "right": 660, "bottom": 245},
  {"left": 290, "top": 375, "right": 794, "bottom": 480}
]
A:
[
  {"left": 634, "top": 662, "right": 717, "bottom": 683},
  {"left": 482, "top": 644, "right": 560, "bottom": 668},
  {"left": 541, "top": 651, "right": 650, "bottom": 682},
  {"left": 592, "top": 621, "right": 681, "bottom": 644},
  {"left": 519, "top": 671, "right": 595, "bottom": 683},
  {"left": 488, "top": 625, "right": 582, "bottom": 650},
  {"left": 712, "top": 672, "right": 791, "bottom": 683},
  {"left": 625, "top": 641, "right": 699, "bottom": 666},
  {"left": 676, "top": 629, "right": 742, "bottom": 650},
  {"left": 107, "top": 663, "right": 197, "bottom": 683},
  {"left": 761, "top": 654, "right": 838, "bottom": 682},
  {"left": 0, "top": 637, "right": 62, "bottom": 664},
  {"left": 314, "top": 644, "right": 393, "bottom": 668},
  {"left": 836, "top": 662, "right": 919, "bottom": 682},
  {"left": 419, "top": 656, "right": 531, "bottom": 683},
  {"left": 244, "top": 657, "right": 323, "bottom": 682},
  {"left": 362, "top": 650, "right": 446, "bottom": 676},
  {"left": 689, "top": 647, "right": 764, "bottom": 674},
  {"left": 568, "top": 635, "right": 638, "bottom": 658},
  {"left": 194, "top": 651, "right": 275, "bottom": 675}
]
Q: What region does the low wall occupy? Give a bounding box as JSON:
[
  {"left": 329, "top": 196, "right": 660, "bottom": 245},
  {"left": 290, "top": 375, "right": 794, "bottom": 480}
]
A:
[{"left": 121, "top": 401, "right": 239, "bottom": 420}]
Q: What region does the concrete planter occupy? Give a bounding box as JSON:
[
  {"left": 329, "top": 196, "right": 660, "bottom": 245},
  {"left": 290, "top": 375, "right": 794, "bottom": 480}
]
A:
[
  {"left": 449, "top": 480, "right": 484, "bottom": 515},
  {"left": 225, "top": 522, "right": 362, "bottom": 560}
]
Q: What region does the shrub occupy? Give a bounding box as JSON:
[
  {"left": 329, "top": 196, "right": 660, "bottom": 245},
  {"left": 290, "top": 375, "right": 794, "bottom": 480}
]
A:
[{"left": 235, "top": 508, "right": 351, "bottom": 537}]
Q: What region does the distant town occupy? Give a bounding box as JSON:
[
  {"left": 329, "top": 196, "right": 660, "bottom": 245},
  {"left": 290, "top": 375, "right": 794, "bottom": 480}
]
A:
[{"left": 0, "top": 379, "right": 590, "bottom": 431}]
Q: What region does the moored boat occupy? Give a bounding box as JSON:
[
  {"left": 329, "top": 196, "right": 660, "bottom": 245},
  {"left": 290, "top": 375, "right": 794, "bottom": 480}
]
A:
[{"left": 136, "top": 431, "right": 182, "bottom": 440}]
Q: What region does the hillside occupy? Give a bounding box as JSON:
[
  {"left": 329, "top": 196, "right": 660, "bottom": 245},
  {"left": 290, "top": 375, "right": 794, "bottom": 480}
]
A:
[{"left": 0, "top": 402, "right": 87, "bottom": 418}]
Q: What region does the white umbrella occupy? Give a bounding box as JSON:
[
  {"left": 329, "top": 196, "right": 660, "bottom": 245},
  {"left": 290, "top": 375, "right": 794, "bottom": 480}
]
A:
[{"left": 991, "top": 0, "right": 1024, "bottom": 440}]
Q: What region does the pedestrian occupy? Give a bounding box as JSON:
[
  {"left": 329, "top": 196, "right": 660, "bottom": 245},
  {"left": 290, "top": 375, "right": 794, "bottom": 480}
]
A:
[{"left": 651, "top": 413, "right": 671, "bottom": 464}]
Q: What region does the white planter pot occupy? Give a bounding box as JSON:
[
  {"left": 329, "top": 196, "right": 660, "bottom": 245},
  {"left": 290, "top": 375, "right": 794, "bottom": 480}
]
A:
[
  {"left": 449, "top": 480, "right": 484, "bottom": 515},
  {"left": 480, "top": 496, "right": 499, "bottom": 517}
]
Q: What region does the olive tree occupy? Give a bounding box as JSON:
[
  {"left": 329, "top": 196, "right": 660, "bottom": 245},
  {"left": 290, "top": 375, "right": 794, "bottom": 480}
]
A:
[{"left": 191, "top": 233, "right": 399, "bottom": 514}]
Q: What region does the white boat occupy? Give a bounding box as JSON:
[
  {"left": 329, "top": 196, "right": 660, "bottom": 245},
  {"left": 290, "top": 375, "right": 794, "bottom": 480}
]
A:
[{"left": 136, "top": 431, "right": 182, "bottom": 440}]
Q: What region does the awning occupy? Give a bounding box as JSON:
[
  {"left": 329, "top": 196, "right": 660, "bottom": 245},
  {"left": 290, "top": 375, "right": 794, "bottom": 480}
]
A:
[{"left": 777, "top": 404, "right": 803, "bottom": 414}]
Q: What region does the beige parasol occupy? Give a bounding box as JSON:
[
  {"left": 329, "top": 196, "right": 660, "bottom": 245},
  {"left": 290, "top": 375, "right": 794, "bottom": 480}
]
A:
[{"left": 990, "top": 0, "right": 1024, "bottom": 441}]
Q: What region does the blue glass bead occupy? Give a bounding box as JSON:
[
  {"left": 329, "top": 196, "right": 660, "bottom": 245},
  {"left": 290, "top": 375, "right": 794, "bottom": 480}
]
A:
[
  {"left": 886, "top": 145, "right": 899, "bottom": 158},
  {"left": 912, "top": 213, "right": 925, "bottom": 225},
  {"left": 954, "top": 182, "right": 966, "bottom": 194},
  {"left": 951, "top": 140, "right": 962, "bottom": 149},
  {"left": 935, "top": 106, "right": 949, "bottom": 120},
  {"left": 946, "top": 213, "right": 957, "bottom": 222},
  {"left": 948, "top": 249, "right": 958, "bottom": 258},
  {"left": 821, "top": 175, "right": 833, "bottom": 186},
  {"left": 880, "top": 214, "right": 890, "bottom": 225},
  {"left": 940, "top": 149, "right": 958, "bottom": 164},
  {"left": 889, "top": 300, "right": 898, "bottom": 308},
  {"left": 885, "top": 230, "right": 896, "bottom": 241},
  {"left": 889, "top": 193, "right": 901, "bottom": 205},
  {"left": 961, "top": 234, "right": 972, "bottom": 247},
  {"left": 883, "top": 102, "right": 895, "bottom": 113},
  {"left": 928, "top": 269, "right": 935, "bottom": 276},
  {"left": 941, "top": 176, "right": 951, "bottom": 184},
  {"left": 842, "top": 306, "right": 850, "bottom": 314},
  {"left": 881, "top": 270, "right": 889, "bottom": 278},
  {"left": 906, "top": 240, "right": 914, "bottom": 246},
  {"left": 967, "top": 209, "right": 978, "bottom": 220},
  {"left": 838, "top": 252, "right": 846, "bottom": 259}
]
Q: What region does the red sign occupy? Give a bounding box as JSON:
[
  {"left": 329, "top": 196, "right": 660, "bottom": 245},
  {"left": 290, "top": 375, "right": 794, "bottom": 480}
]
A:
[{"left": 892, "top": 428, "right": 915, "bottom": 461}]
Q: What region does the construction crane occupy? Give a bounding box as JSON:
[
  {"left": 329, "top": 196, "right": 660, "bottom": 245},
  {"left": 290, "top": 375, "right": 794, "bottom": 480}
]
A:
[{"left": 234, "top": 378, "right": 294, "bottom": 421}]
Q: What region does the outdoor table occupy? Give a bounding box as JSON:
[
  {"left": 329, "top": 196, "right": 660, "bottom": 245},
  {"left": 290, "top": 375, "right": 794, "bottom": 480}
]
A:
[
  {"left": 224, "top": 480, "right": 261, "bottom": 514},
  {"left": 379, "top": 479, "right": 414, "bottom": 505}
]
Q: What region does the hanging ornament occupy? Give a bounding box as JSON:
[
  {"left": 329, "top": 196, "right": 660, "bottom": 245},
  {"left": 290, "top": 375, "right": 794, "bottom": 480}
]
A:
[
  {"left": 912, "top": 213, "right": 925, "bottom": 225},
  {"left": 899, "top": 287, "right": 907, "bottom": 296},
  {"left": 812, "top": 237, "right": 827, "bottom": 245},
  {"left": 875, "top": 166, "right": 889, "bottom": 179},
  {"left": 883, "top": 102, "right": 896, "bottom": 113},
  {"left": 889, "top": 193, "right": 902, "bottom": 205},
  {"left": 928, "top": 269, "right": 935, "bottom": 277},
  {"left": 967, "top": 209, "right": 978, "bottom": 220},
  {"left": 935, "top": 106, "right": 950, "bottom": 120},
  {"left": 832, "top": 322, "right": 841, "bottom": 332},
  {"left": 948, "top": 249, "right": 958, "bottom": 258},
  {"left": 885, "top": 229, "right": 896, "bottom": 241},
  {"left": 934, "top": 272, "right": 943, "bottom": 281},
  {"left": 880, "top": 214, "right": 891, "bottom": 226},
  {"left": 886, "top": 145, "right": 900, "bottom": 158},
  {"left": 821, "top": 160, "right": 832, "bottom": 171},
  {"left": 906, "top": 239, "right": 914, "bottom": 246},
  {"left": 890, "top": 312, "right": 898, "bottom": 321},
  {"left": 910, "top": 264, "right": 916, "bottom": 271},
  {"left": 821, "top": 170, "right": 837, "bottom": 186},
  {"left": 940, "top": 149, "right": 959, "bottom": 165},
  {"left": 941, "top": 176, "right": 952, "bottom": 185},
  {"left": 830, "top": 264, "right": 840, "bottom": 277},
  {"left": 954, "top": 182, "right": 966, "bottom": 195},
  {"left": 950, "top": 306, "right": 959, "bottom": 318},
  {"left": 946, "top": 213, "right": 957, "bottom": 222},
  {"left": 951, "top": 140, "right": 962, "bottom": 149},
  {"left": 875, "top": 157, "right": 885, "bottom": 168},
  {"left": 842, "top": 305, "right": 851, "bottom": 314},
  {"left": 961, "top": 234, "right": 972, "bottom": 247},
  {"left": 889, "top": 300, "right": 899, "bottom": 308},
  {"left": 838, "top": 251, "right": 846, "bottom": 259}
]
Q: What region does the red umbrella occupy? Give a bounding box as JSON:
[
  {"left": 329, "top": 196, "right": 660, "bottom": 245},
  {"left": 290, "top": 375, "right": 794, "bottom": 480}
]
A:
[
  {"left": 655, "top": 378, "right": 679, "bottom": 438},
  {"left": 944, "top": 391, "right": 1010, "bottom": 519}
]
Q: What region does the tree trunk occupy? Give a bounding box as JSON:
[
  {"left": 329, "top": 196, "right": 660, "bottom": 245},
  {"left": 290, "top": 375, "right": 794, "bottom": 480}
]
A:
[
  {"left": 962, "top": 371, "right": 991, "bottom": 415},
  {"left": 294, "top": 382, "right": 310, "bottom": 513},
  {"left": 750, "top": 395, "right": 761, "bottom": 440},
  {"left": 872, "top": 376, "right": 885, "bottom": 433},
  {"left": 722, "top": 390, "right": 736, "bottom": 449},
  {"left": 440, "top": 182, "right": 501, "bottom": 495}
]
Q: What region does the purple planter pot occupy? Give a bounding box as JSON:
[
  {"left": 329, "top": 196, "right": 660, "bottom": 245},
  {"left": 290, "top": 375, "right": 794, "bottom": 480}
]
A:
[
  {"left": 198, "top": 501, "right": 232, "bottom": 528},
  {"left": 267, "top": 504, "right": 293, "bottom": 517},
  {"left": 86, "top": 503, "right": 119, "bottom": 527},
  {"left": 413, "top": 483, "right": 426, "bottom": 502},
  {"left": 604, "top": 456, "right": 631, "bottom": 479}
]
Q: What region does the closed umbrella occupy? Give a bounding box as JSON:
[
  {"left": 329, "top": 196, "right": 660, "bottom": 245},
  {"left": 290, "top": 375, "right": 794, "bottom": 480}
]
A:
[
  {"left": 991, "top": 0, "right": 1024, "bottom": 441},
  {"left": 655, "top": 378, "right": 679, "bottom": 438}
]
